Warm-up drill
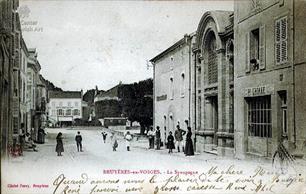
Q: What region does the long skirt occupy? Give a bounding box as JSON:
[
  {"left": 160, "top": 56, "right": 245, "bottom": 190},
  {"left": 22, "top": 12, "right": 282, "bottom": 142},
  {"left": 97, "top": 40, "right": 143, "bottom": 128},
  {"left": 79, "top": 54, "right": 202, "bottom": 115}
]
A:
[{"left": 184, "top": 139, "right": 194, "bottom": 156}]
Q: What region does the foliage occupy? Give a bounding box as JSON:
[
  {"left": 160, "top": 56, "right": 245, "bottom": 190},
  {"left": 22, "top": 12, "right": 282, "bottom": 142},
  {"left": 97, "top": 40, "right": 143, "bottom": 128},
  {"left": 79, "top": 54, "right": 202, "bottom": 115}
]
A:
[{"left": 119, "top": 79, "right": 153, "bottom": 134}]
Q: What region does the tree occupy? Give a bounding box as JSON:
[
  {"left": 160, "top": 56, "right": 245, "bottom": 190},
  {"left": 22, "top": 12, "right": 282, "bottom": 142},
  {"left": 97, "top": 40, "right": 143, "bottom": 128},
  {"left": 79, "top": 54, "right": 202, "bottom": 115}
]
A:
[{"left": 119, "top": 79, "right": 153, "bottom": 134}]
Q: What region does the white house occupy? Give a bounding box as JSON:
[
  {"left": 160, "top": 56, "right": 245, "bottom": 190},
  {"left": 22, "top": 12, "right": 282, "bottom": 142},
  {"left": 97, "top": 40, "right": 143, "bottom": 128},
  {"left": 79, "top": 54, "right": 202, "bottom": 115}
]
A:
[{"left": 48, "top": 91, "right": 83, "bottom": 126}]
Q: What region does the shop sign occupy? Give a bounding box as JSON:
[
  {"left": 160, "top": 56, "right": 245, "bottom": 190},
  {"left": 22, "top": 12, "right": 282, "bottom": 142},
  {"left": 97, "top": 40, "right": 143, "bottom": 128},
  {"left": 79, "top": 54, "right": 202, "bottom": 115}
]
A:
[
  {"left": 244, "top": 85, "right": 274, "bottom": 97},
  {"left": 156, "top": 94, "right": 167, "bottom": 101}
]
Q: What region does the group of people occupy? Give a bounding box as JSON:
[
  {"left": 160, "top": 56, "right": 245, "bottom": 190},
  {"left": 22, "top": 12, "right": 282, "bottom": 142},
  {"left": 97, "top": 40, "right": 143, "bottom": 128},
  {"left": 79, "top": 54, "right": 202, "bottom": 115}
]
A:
[
  {"left": 147, "top": 125, "right": 194, "bottom": 156},
  {"left": 55, "top": 125, "right": 194, "bottom": 156},
  {"left": 109, "top": 131, "right": 133, "bottom": 152},
  {"left": 55, "top": 130, "right": 134, "bottom": 156},
  {"left": 55, "top": 131, "right": 83, "bottom": 156},
  {"left": 19, "top": 127, "right": 39, "bottom": 153}
]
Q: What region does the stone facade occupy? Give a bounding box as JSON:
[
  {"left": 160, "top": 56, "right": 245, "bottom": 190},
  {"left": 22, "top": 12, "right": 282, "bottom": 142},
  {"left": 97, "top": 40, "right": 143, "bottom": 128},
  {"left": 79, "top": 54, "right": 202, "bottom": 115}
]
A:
[
  {"left": 0, "top": 0, "right": 20, "bottom": 157},
  {"left": 150, "top": 33, "right": 196, "bottom": 145},
  {"left": 27, "top": 48, "right": 42, "bottom": 141},
  {"left": 234, "top": 0, "right": 306, "bottom": 159},
  {"left": 20, "top": 38, "right": 28, "bottom": 133},
  {"left": 193, "top": 11, "right": 234, "bottom": 156}
]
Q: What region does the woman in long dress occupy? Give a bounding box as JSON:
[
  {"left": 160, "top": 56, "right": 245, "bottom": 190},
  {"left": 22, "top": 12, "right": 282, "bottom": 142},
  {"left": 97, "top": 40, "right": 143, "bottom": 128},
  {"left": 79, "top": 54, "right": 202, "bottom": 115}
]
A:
[
  {"left": 184, "top": 127, "right": 194, "bottom": 156},
  {"left": 55, "top": 132, "right": 64, "bottom": 156}
]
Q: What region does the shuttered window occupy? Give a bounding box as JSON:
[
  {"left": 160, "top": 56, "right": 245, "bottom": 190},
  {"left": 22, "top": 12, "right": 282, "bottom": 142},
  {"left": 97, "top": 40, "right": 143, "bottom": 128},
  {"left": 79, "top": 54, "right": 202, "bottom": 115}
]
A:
[
  {"left": 208, "top": 37, "right": 218, "bottom": 84},
  {"left": 275, "top": 16, "right": 288, "bottom": 64}
]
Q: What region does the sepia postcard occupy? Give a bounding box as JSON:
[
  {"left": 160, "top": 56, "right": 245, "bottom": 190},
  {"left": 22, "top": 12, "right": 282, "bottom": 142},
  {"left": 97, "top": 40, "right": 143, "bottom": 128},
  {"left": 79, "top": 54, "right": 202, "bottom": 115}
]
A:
[{"left": 1, "top": 0, "right": 306, "bottom": 194}]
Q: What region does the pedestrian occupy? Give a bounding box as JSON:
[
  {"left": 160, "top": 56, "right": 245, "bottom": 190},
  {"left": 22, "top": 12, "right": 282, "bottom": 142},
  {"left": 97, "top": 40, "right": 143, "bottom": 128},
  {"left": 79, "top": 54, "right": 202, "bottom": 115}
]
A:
[
  {"left": 167, "top": 131, "right": 175, "bottom": 154},
  {"left": 19, "top": 126, "right": 25, "bottom": 154},
  {"left": 101, "top": 132, "right": 107, "bottom": 143},
  {"left": 174, "top": 125, "right": 186, "bottom": 152},
  {"left": 75, "top": 131, "right": 83, "bottom": 152},
  {"left": 147, "top": 127, "right": 155, "bottom": 149},
  {"left": 25, "top": 132, "right": 38, "bottom": 152},
  {"left": 184, "top": 127, "right": 194, "bottom": 156},
  {"left": 55, "top": 132, "right": 64, "bottom": 156},
  {"left": 155, "top": 126, "right": 161, "bottom": 150},
  {"left": 124, "top": 131, "right": 133, "bottom": 151},
  {"left": 38, "top": 128, "right": 47, "bottom": 144},
  {"left": 110, "top": 132, "right": 118, "bottom": 151}
]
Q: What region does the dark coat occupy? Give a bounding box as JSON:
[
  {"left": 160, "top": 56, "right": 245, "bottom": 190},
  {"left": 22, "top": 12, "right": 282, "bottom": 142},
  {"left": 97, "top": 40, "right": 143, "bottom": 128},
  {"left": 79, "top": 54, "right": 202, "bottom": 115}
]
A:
[
  {"left": 184, "top": 131, "right": 194, "bottom": 156},
  {"left": 75, "top": 134, "right": 82, "bottom": 142},
  {"left": 174, "top": 129, "right": 186, "bottom": 141},
  {"left": 167, "top": 134, "right": 175, "bottom": 149},
  {"left": 56, "top": 137, "right": 64, "bottom": 153},
  {"left": 155, "top": 130, "right": 161, "bottom": 139}
]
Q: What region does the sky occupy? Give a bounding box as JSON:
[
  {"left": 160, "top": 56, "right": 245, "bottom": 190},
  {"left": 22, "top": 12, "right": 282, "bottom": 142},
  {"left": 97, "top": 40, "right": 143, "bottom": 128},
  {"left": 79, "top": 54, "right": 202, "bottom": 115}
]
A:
[{"left": 19, "top": 0, "right": 233, "bottom": 91}]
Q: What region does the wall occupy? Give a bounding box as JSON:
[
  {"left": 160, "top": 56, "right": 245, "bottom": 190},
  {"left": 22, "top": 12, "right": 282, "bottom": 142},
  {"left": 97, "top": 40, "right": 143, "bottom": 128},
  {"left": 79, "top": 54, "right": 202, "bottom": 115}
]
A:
[
  {"left": 48, "top": 98, "right": 82, "bottom": 123},
  {"left": 154, "top": 40, "right": 191, "bottom": 143},
  {"left": 294, "top": 0, "right": 306, "bottom": 154},
  {"left": 234, "top": 0, "right": 295, "bottom": 159}
]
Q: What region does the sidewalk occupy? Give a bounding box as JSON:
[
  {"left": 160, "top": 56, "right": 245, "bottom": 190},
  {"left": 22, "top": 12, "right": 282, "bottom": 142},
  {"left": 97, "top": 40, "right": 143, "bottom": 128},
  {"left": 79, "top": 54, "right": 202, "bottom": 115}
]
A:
[{"left": 106, "top": 126, "right": 306, "bottom": 170}]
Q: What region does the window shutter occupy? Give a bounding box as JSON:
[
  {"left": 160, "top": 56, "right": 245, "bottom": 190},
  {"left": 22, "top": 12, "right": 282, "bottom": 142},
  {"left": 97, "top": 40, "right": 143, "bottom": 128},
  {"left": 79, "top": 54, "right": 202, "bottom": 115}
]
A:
[
  {"left": 280, "top": 17, "right": 288, "bottom": 63},
  {"left": 275, "top": 20, "right": 281, "bottom": 64},
  {"left": 259, "top": 25, "right": 265, "bottom": 70},
  {"left": 245, "top": 32, "right": 250, "bottom": 73}
]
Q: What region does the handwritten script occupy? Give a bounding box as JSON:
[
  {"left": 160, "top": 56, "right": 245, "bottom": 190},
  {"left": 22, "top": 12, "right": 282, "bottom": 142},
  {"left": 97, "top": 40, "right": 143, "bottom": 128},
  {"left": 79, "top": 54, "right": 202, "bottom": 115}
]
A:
[{"left": 52, "top": 165, "right": 305, "bottom": 194}]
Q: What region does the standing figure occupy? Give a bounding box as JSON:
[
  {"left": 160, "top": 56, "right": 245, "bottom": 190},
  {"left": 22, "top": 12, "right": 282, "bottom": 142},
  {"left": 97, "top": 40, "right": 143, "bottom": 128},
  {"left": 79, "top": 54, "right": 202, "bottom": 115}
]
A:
[
  {"left": 184, "top": 127, "right": 194, "bottom": 156},
  {"left": 110, "top": 132, "right": 118, "bottom": 151},
  {"left": 155, "top": 126, "right": 161, "bottom": 150},
  {"left": 147, "top": 127, "right": 155, "bottom": 149},
  {"left": 75, "top": 131, "right": 83, "bottom": 152},
  {"left": 55, "top": 132, "right": 64, "bottom": 156},
  {"left": 167, "top": 131, "right": 175, "bottom": 154},
  {"left": 19, "top": 126, "right": 25, "bottom": 154},
  {"left": 101, "top": 132, "right": 107, "bottom": 143},
  {"left": 124, "top": 131, "right": 133, "bottom": 151},
  {"left": 174, "top": 125, "right": 186, "bottom": 152}
]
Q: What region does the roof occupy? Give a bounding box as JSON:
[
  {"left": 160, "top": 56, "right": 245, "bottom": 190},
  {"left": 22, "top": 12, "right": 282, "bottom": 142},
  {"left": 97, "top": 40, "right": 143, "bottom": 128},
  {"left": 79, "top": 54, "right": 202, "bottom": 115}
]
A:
[
  {"left": 49, "top": 91, "right": 82, "bottom": 99},
  {"left": 95, "top": 84, "right": 120, "bottom": 98},
  {"left": 195, "top": 10, "right": 233, "bottom": 48},
  {"left": 150, "top": 32, "right": 196, "bottom": 63}
]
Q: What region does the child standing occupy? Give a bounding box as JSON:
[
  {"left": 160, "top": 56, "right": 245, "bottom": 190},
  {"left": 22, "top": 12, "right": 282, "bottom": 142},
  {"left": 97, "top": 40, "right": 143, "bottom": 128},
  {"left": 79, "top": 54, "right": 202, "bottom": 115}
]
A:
[
  {"left": 101, "top": 132, "right": 107, "bottom": 143},
  {"left": 167, "top": 131, "right": 175, "bottom": 154},
  {"left": 124, "top": 131, "right": 133, "bottom": 151},
  {"left": 110, "top": 132, "right": 118, "bottom": 151}
]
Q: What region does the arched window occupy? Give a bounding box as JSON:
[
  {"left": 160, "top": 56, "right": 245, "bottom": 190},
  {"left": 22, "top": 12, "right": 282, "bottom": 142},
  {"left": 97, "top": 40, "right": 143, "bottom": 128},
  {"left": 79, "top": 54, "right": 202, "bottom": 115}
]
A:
[
  {"left": 206, "top": 32, "right": 218, "bottom": 84},
  {"left": 169, "top": 77, "right": 174, "bottom": 100},
  {"left": 180, "top": 73, "right": 185, "bottom": 97},
  {"left": 226, "top": 40, "right": 234, "bottom": 82}
]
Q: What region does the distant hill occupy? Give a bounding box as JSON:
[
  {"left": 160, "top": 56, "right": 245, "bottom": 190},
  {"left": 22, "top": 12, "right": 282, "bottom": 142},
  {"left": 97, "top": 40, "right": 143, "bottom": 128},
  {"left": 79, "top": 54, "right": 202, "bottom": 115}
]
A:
[{"left": 40, "top": 76, "right": 63, "bottom": 92}]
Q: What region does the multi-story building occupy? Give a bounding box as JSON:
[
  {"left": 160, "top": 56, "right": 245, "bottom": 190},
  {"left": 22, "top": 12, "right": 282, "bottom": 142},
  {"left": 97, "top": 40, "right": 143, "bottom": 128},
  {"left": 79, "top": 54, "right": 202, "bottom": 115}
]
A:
[
  {"left": 94, "top": 84, "right": 122, "bottom": 120},
  {"left": 27, "top": 48, "right": 45, "bottom": 140},
  {"left": 20, "top": 37, "right": 28, "bottom": 132},
  {"left": 48, "top": 91, "right": 83, "bottom": 126},
  {"left": 36, "top": 74, "right": 47, "bottom": 129},
  {"left": 0, "top": 0, "right": 23, "bottom": 157},
  {"left": 150, "top": 33, "right": 196, "bottom": 145},
  {"left": 234, "top": 0, "right": 306, "bottom": 159},
  {"left": 193, "top": 11, "right": 234, "bottom": 156}
]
